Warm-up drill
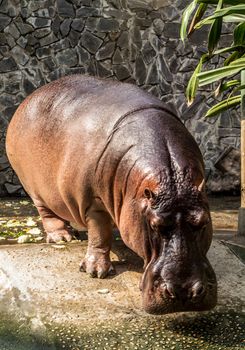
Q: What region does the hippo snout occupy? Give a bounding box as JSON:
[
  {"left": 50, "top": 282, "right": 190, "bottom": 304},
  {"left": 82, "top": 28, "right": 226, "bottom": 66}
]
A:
[
  {"left": 141, "top": 258, "right": 217, "bottom": 315},
  {"left": 161, "top": 280, "right": 206, "bottom": 303}
]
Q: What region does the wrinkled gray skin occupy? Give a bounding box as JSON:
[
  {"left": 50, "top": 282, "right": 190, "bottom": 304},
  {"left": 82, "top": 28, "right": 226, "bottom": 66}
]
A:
[{"left": 6, "top": 75, "right": 217, "bottom": 314}]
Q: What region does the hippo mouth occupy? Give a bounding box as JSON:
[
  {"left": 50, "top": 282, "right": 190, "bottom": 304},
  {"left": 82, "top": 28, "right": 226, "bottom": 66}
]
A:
[
  {"left": 140, "top": 259, "right": 217, "bottom": 315},
  {"left": 142, "top": 279, "right": 217, "bottom": 315}
]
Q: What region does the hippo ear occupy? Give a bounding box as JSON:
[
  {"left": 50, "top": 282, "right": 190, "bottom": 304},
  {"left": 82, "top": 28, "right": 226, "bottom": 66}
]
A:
[
  {"left": 144, "top": 188, "right": 156, "bottom": 200},
  {"left": 197, "top": 179, "right": 205, "bottom": 192}
]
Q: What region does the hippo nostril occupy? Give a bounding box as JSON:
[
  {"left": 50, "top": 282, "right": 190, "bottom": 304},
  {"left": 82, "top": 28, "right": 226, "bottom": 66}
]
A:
[
  {"left": 191, "top": 282, "right": 206, "bottom": 300},
  {"left": 162, "top": 283, "right": 176, "bottom": 299}
]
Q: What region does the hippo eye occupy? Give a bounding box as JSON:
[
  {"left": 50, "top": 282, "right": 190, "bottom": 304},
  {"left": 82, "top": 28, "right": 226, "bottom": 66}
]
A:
[
  {"left": 188, "top": 211, "right": 210, "bottom": 231},
  {"left": 144, "top": 188, "right": 156, "bottom": 200}
]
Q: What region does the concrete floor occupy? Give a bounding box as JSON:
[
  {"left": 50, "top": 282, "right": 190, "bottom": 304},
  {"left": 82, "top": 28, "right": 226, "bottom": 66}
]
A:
[{"left": 0, "top": 196, "right": 244, "bottom": 349}]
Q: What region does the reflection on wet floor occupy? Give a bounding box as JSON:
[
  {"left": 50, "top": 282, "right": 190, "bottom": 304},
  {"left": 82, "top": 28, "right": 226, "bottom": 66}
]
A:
[{"left": 0, "top": 310, "right": 244, "bottom": 350}]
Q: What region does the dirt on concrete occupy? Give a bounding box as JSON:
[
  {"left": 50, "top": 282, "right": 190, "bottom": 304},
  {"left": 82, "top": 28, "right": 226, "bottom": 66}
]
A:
[{"left": 0, "top": 196, "right": 244, "bottom": 349}]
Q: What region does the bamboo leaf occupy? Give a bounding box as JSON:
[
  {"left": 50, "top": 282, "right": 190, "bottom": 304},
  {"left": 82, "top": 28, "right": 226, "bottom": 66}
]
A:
[
  {"left": 188, "top": 3, "right": 208, "bottom": 35},
  {"left": 180, "top": 0, "right": 197, "bottom": 41},
  {"left": 214, "top": 45, "right": 245, "bottom": 55},
  {"left": 223, "top": 14, "right": 245, "bottom": 22},
  {"left": 198, "top": 64, "right": 245, "bottom": 86},
  {"left": 186, "top": 54, "right": 208, "bottom": 105},
  {"left": 215, "top": 79, "right": 240, "bottom": 96},
  {"left": 195, "top": 5, "right": 245, "bottom": 28},
  {"left": 234, "top": 22, "right": 245, "bottom": 45},
  {"left": 205, "top": 95, "right": 241, "bottom": 117},
  {"left": 208, "top": 18, "right": 223, "bottom": 54},
  {"left": 229, "top": 57, "right": 245, "bottom": 66},
  {"left": 198, "top": 0, "right": 245, "bottom": 4},
  {"left": 224, "top": 51, "right": 241, "bottom": 66}
]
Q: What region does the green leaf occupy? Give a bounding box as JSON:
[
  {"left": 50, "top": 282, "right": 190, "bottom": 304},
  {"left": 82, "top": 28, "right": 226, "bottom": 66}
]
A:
[
  {"left": 208, "top": 18, "right": 223, "bottom": 54},
  {"left": 215, "top": 79, "right": 240, "bottom": 96},
  {"left": 180, "top": 0, "right": 197, "bottom": 41},
  {"left": 186, "top": 54, "right": 208, "bottom": 105},
  {"left": 205, "top": 95, "right": 241, "bottom": 117},
  {"left": 198, "top": 64, "right": 245, "bottom": 86},
  {"left": 214, "top": 45, "right": 245, "bottom": 55},
  {"left": 188, "top": 3, "right": 208, "bottom": 35},
  {"left": 223, "top": 14, "right": 245, "bottom": 22},
  {"left": 198, "top": 0, "right": 245, "bottom": 4},
  {"left": 224, "top": 51, "right": 242, "bottom": 66},
  {"left": 195, "top": 5, "right": 245, "bottom": 28},
  {"left": 234, "top": 23, "right": 245, "bottom": 46},
  {"left": 229, "top": 57, "right": 245, "bottom": 66}
]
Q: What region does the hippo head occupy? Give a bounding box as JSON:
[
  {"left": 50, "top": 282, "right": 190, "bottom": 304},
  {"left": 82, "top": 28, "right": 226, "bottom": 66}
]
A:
[{"left": 137, "top": 174, "right": 217, "bottom": 314}]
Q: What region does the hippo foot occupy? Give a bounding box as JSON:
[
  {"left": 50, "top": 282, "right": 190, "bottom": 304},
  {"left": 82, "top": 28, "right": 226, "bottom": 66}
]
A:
[
  {"left": 46, "top": 229, "right": 73, "bottom": 243},
  {"left": 79, "top": 253, "right": 115, "bottom": 279}
]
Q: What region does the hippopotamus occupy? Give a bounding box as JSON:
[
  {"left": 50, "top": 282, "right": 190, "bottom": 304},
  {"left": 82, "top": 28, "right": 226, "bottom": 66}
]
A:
[{"left": 6, "top": 75, "right": 217, "bottom": 314}]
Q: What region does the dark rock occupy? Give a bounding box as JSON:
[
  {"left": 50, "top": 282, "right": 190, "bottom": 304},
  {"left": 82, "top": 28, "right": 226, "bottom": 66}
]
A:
[
  {"left": 5, "top": 23, "right": 20, "bottom": 40},
  {"left": 23, "top": 79, "right": 36, "bottom": 94},
  {"left": 40, "top": 33, "right": 58, "bottom": 46},
  {"left": 4, "top": 73, "right": 21, "bottom": 94},
  {"left": 4, "top": 183, "right": 22, "bottom": 194},
  {"left": 0, "top": 45, "right": 9, "bottom": 55},
  {"left": 127, "top": 0, "right": 152, "bottom": 10},
  {"left": 85, "top": 17, "right": 100, "bottom": 31},
  {"left": 46, "top": 68, "right": 64, "bottom": 82},
  {"left": 15, "top": 22, "right": 33, "bottom": 35},
  {"left": 117, "top": 31, "right": 129, "bottom": 48},
  {"left": 11, "top": 46, "right": 29, "bottom": 66},
  {"left": 51, "top": 15, "right": 62, "bottom": 35},
  {"left": 97, "top": 18, "right": 119, "bottom": 32},
  {"left": 97, "top": 61, "right": 112, "bottom": 78},
  {"left": 153, "top": 18, "right": 164, "bottom": 35},
  {"left": 145, "top": 61, "right": 159, "bottom": 84},
  {"left": 163, "top": 22, "right": 181, "bottom": 39},
  {"left": 96, "top": 41, "right": 115, "bottom": 60},
  {"left": 17, "top": 36, "right": 28, "bottom": 48},
  {"left": 0, "top": 33, "right": 7, "bottom": 45},
  {"left": 0, "top": 14, "right": 11, "bottom": 31},
  {"left": 0, "top": 57, "right": 18, "bottom": 73},
  {"left": 86, "top": 59, "right": 97, "bottom": 75},
  {"left": 56, "top": 48, "right": 78, "bottom": 67},
  {"left": 142, "top": 42, "right": 156, "bottom": 64},
  {"left": 157, "top": 55, "right": 173, "bottom": 82},
  {"left": 135, "top": 55, "right": 146, "bottom": 84},
  {"left": 27, "top": 17, "right": 51, "bottom": 28},
  {"left": 76, "top": 46, "right": 90, "bottom": 63},
  {"left": 68, "top": 29, "right": 80, "bottom": 47},
  {"left": 76, "top": 7, "right": 100, "bottom": 17},
  {"left": 6, "top": 34, "right": 15, "bottom": 48},
  {"left": 112, "top": 48, "right": 123, "bottom": 64},
  {"left": 80, "top": 31, "right": 103, "bottom": 54},
  {"left": 113, "top": 65, "right": 130, "bottom": 80},
  {"left": 57, "top": 0, "right": 75, "bottom": 18},
  {"left": 3, "top": 106, "right": 18, "bottom": 120},
  {"left": 42, "top": 57, "right": 57, "bottom": 71},
  {"left": 34, "top": 28, "right": 50, "bottom": 38},
  {"left": 51, "top": 38, "right": 70, "bottom": 52},
  {"left": 36, "top": 47, "right": 51, "bottom": 59},
  {"left": 60, "top": 18, "right": 72, "bottom": 36},
  {"left": 35, "top": 8, "right": 53, "bottom": 18},
  {"left": 135, "top": 17, "right": 152, "bottom": 28},
  {"left": 104, "top": 9, "right": 130, "bottom": 20},
  {"left": 71, "top": 18, "right": 85, "bottom": 32}
]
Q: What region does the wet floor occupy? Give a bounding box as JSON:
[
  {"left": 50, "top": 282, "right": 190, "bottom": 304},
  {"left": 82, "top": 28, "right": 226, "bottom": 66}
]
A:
[
  {"left": 0, "top": 196, "right": 244, "bottom": 349},
  {"left": 0, "top": 309, "right": 244, "bottom": 349}
]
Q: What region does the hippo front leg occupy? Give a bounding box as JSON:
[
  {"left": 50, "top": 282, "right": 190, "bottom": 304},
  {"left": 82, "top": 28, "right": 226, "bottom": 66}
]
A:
[{"left": 80, "top": 209, "right": 115, "bottom": 278}]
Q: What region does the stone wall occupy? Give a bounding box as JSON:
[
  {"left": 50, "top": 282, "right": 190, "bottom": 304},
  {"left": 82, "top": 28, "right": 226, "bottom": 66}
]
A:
[{"left": 0, "top": 0, "right": 241, "bottom": 196}]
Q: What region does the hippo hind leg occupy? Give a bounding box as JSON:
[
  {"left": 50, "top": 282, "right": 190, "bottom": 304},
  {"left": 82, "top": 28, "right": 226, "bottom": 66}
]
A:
[
  {"left": 80, "top": 208, "right": 115, "bottom": 279},
  {"left": 35, "top": 203, "right": 73, "bottom": 243}
]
